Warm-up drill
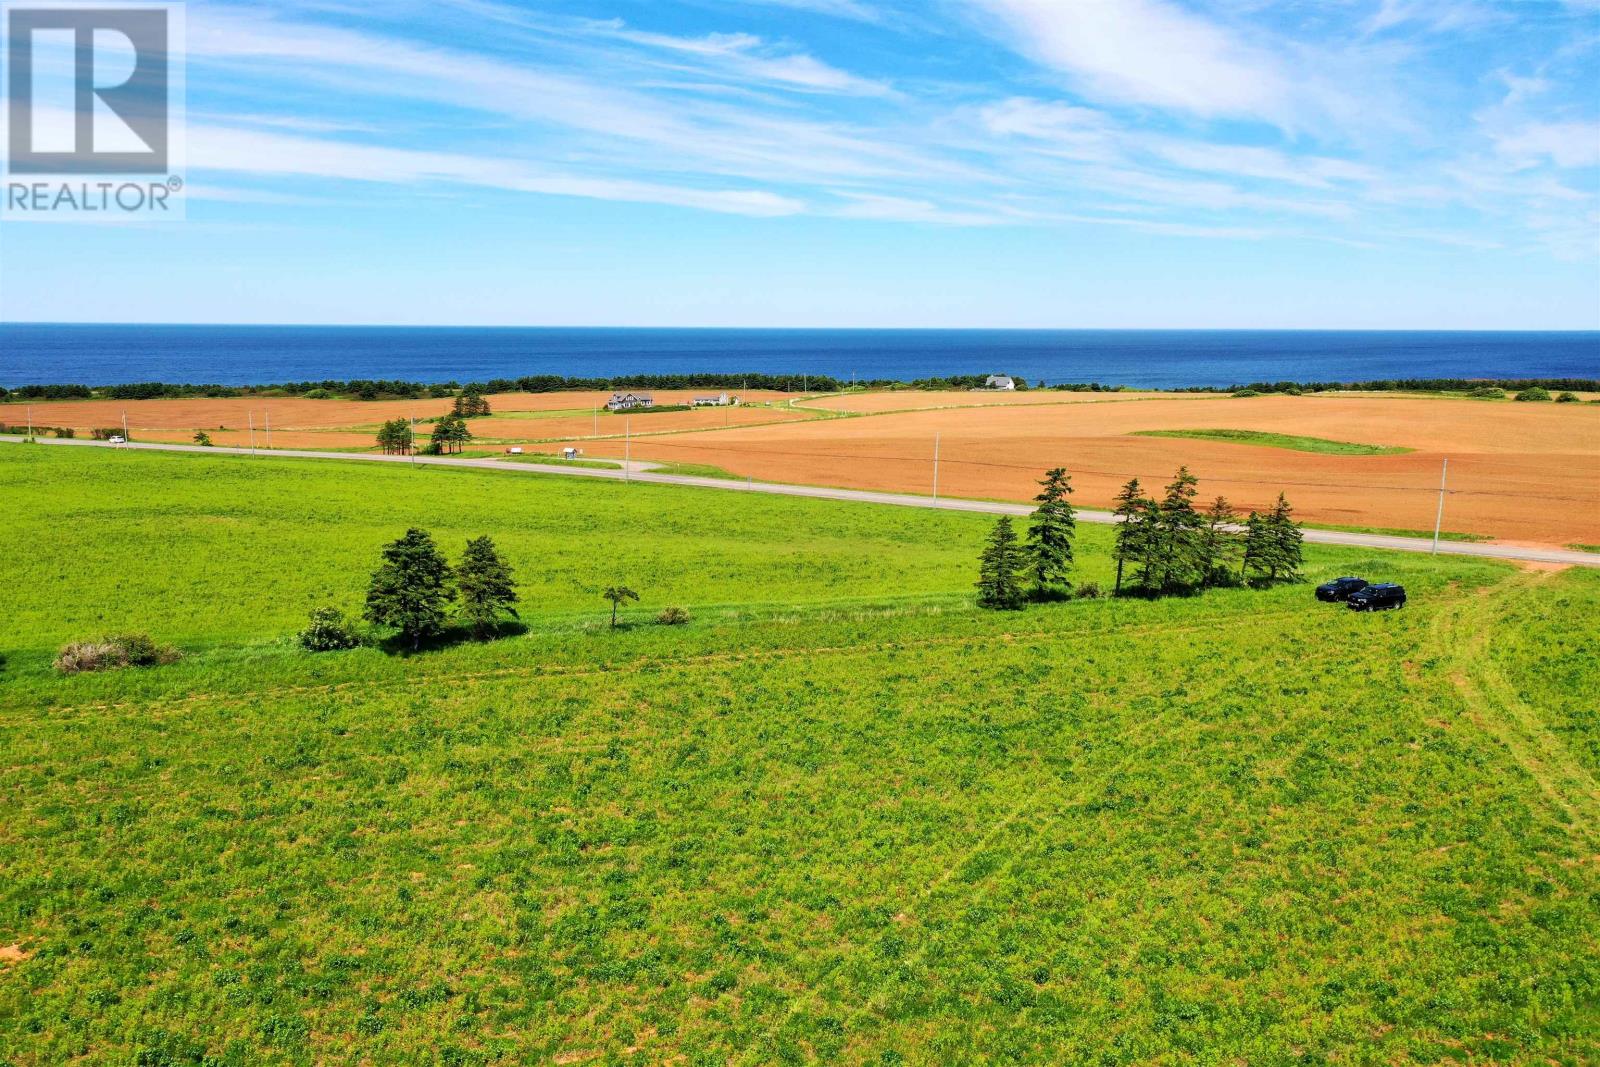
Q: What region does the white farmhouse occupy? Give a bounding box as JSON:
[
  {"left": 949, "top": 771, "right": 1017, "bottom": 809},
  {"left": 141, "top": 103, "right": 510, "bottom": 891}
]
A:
[
  {"left": 984, "top": 375, "right": 1016, "bottom": 391},
  {"left": 606, "top": 392, "right": 655, "bottom": 411}
]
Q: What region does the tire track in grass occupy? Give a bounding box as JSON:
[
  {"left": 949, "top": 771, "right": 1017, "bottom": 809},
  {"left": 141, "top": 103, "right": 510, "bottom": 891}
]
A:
[
  {"left": 736, "top": 702, "right": 1193, "bottom": 1065},
  {"left": 22, "top": 607, "right": 1318, "bottom": 721},
  {"left": 1431, "top": 574, "right": 1600, "bottom": 849}
]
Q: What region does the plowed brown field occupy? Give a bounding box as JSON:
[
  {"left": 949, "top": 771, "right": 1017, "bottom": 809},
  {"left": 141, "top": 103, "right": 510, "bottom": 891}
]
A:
[{"left": 560, "top": 394, "right": 1600, "bottom": 545}]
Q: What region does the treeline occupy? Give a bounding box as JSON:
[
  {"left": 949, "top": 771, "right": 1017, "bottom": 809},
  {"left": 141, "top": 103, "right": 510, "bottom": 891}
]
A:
[
  {"left": 1217, "top": 377, "right": 1600, "bottom": 394},
  {"left": 0, "top": 372, "right": 1043, "bottom": 402},
  {"left": 6, "top": 373, "right": 1591, "bottom": 404},
  {"left": 0, "top": 380, "right": 459, "bottom": 401},
  {"left": 976, "top": 466, "right": 1303, "bottom": 610}
]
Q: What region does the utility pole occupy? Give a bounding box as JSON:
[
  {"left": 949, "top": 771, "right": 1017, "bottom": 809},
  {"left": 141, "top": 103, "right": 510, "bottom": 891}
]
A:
[
  {"left": 1431, "top": 457, "right": 1449, "bottom": 555},
  {"left": 122, "top": 411, "right": 129, "bottom": 445},
  {"left": 624, "top": 414, "right": 631, "bottom": 483},
  {"left": 593, "top": 407, "right": 599, "bottom": 437},
  {"left": 26, "top": 404, "right": 33, "bottom": 439},
  {"left": 264, "top": 409, "right": 271, "bottom": 449},
  {"left": 410, "top": 413, "right": 417, "bottom": 465},
  {"left": 932, "top": 433, "right": 941, "bottom": 502},
  {"left": 248, "top": 412, "right": 256, "bottom": 456}
]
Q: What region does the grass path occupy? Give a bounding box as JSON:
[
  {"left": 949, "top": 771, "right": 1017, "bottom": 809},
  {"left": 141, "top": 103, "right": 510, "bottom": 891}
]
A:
[{"left": 1432, "top": 574, "right": 1600, "bottom": 849}]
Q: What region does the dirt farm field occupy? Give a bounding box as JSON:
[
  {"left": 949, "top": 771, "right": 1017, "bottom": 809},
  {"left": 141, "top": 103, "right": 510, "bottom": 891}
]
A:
[{"left": 6, "top": 389, "right": 1596, "bottom": 545}]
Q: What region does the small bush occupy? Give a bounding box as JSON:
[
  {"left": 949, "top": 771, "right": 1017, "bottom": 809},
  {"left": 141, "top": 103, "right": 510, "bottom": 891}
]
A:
[
  {"left": 1515, "top": 386, "right": 1552, "bottom": 402},
  {"left": 1231, "top": 388, "right": 1263, "bottom": 398},
  {"left": 1074, "top": 582, "right": 1104, "bottom": 600},
  {"left": 53, "top": 427, "right": 75, "bottom": 439},
  {"left": 656, "top": 606, "right": 691, "bottom": 626},
  {"left": 55, "top": 633, "right": 180, "bottom": 675},
  {"left": 1556, "top": 392, "right": 1579, "bottom": 403},
  {"left": 193, "top": 431, "right": 213, "bottom": 446},
  {"left": 1468, "top": 386, "right": 1505, "bottom": 400},
  {"left": 298, "top": 607, "right": 362, "bottom": 652},
  {"left": 303, "top": 388, "right": 333, "bottom": 399}
]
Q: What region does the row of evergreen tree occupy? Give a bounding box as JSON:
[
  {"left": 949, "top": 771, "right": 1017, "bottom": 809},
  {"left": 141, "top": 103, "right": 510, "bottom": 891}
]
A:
[
  {"left": 976, "top": 466, "right": 1303, "bottom": 610},
  {"left": 374, "top": 415, "right": 474, "bottom": 455}
]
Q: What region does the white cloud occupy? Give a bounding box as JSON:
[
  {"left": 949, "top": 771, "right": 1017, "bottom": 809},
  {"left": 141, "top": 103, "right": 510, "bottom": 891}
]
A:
[
  {"left": 188, "top": 123, "right": 807, "bottom": 217},
  {"left": 582, "top": 22, "right": 894, "bottom": 96},
  {"left": 964, "top": 0, "right": 1296, "bottom": 123},
  {"left": 1491, "top": 121, "right": 1600, "bottom": 169}
]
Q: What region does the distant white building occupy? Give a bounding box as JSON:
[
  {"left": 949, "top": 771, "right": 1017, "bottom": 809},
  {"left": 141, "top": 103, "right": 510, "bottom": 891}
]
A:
[
  {"left": 606, "top": 392, "right": 654, "bottom": 411},
  {"left": 692, "top": 392, "right": 734, "bottom": 407},
  {"left": 984, "top": 375, "right": 1016, "bottom": 391}
]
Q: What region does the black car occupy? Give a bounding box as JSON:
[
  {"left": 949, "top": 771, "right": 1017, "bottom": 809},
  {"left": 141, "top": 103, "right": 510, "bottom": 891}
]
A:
[
  {"left": 1347, "top": 583, "right": 1407, "bottom": 611},
  {"left": 1315, "top": 576, "right": 1369, "bottom": 602}
]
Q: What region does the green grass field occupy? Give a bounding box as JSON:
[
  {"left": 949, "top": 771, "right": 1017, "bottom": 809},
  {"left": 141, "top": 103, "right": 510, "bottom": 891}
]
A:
[
  {"left": 1132, "top": 428, "right": 1413, "bottom": 455},
  {"left": 1, "top": 446, "right": 1596, "bottom": 1065}
]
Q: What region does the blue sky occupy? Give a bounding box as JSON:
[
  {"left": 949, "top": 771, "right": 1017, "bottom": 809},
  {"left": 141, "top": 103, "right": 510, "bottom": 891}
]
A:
[{"left": 2, "top": 0, "right": 1598, "bottom": 327}]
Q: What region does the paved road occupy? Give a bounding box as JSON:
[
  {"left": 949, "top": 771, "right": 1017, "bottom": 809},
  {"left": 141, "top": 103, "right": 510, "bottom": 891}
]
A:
[{"left": 7, "top": 435, "right": 1597, "bottom": 568}]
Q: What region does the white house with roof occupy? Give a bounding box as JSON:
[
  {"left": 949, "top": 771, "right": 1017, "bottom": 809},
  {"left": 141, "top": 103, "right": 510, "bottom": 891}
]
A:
[
  {"left": 984, "top": 374, "right": 1016, "bottom": 391},
  {"left": 606, "top": 391, "right": 654, "bottom": 411},
  {"left": 692, "top": 392, "right": 735, "bottom": 407}
]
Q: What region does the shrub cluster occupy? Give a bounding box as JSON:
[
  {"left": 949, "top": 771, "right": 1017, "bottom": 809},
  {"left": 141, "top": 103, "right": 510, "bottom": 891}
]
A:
[
  {"left": 297, "top": 608, "right": 363, "bottom": 652},
  {"left": 657, "top": 606, "right": 691, "bottom": 626},
  {"left": 55, "top": 633, "right": 180, "bottom": 674}
]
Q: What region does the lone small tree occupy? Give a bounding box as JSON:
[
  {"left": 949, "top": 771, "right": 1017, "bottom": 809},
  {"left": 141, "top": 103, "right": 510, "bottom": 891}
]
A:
[
  {"left": 1026, "top": 467, "right": 1076, "bottom": 599},
  {"left": 977, "top": 516, "right": 1026, "bottom": 610},
  {"left": 457, "top": 536, "right": 519, "bottom": 639},
  {"left": 365, "top": 528, "right": 456, "bottom": 650},
  {"left": 1111, "top": 478, "right": 1154, "bottom": 595},
  {"left": 603, "top": 585, "right": 639, "bottom": 628}
]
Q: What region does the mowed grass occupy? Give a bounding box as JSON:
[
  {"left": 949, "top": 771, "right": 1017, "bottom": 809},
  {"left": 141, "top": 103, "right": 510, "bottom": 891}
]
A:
[
  {"left": 1132, "top": 428, "right": 1413, "bottom": 455},
  {"left": 1, "top": 446, "right": 1598, "bottom": 1065}
]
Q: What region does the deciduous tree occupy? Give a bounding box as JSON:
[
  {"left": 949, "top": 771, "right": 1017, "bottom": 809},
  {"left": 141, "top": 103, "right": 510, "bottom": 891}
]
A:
[{"left": 603, "top": 585, "right": 639, "bottom": 628}]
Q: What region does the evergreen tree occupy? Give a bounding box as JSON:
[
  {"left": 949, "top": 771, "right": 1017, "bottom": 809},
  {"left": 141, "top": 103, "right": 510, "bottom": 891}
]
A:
[
  {"left": 977, "top": 516, "right": 1027, "bottom": 610},
  {"left": 1240, "top": 511, "right": 1270, "bottom": 585},
  {"left": 365, "top": 528, "right": 456, "bottom": 649},
  {"left": 1198, "top": 495, "right": 1241, "bottom": 586},
  {"left": 1265, "top": 492, "right": 1304, "bottom": 582},
  {"left": 453, "top": 387, "right": 491, "bottom": 417},
  {"left": 1152, "top": 466, "right": 1204, "bottom": 591},
  {"left": 457, "top": 536, "right": 519, "bottom": 639},
  {"left": 1112, "top": 478, "right": 1154, "bottom": 594},
  {"left": 1025, "top": 467, "right": 1076, "bottom": 598}
]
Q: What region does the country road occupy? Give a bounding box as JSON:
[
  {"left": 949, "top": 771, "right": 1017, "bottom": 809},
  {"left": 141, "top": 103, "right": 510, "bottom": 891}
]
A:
[{"left": 6, "top": 434, "right": 1597, "bottom": 568}]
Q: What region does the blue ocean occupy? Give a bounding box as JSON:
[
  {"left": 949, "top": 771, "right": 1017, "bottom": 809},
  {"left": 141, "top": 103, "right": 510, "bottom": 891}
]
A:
[{"left": 0, "top": 325, "right": 1595, "bottom": 390}]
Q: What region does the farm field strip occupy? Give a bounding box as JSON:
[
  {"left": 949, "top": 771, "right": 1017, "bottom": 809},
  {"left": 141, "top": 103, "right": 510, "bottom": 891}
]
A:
[
  {"left": 8, "top": 604, "right": 1330, "bottom": 724},
  {"left": 1432, "top": 579, "right": 1600, "bottom": 848}
]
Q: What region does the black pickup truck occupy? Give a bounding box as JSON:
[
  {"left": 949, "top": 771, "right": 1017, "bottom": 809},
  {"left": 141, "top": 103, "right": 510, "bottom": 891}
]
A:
[
  {"left": 1315, "top": 576, "right": 1369, "bottom": 602},
  {"left": 1347, "top": 583, "right": 1407, "bottom": 611}
]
